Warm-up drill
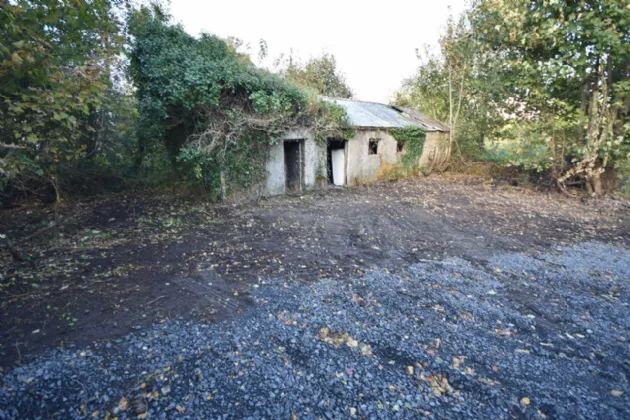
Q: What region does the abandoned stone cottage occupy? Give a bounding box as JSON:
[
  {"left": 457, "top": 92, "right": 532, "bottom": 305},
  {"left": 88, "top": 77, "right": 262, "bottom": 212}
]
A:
[{"left": 264, "top": 98, "right": 450, "bottom": 196}]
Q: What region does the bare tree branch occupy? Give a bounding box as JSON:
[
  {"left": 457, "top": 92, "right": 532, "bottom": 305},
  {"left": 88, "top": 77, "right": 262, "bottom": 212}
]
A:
[{"left": 1, "top": 143, "right": 26, "bottom": 150}]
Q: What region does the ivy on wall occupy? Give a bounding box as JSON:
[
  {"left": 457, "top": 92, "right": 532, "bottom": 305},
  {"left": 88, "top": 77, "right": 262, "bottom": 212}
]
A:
[
  {"left": 127, "top": 8, "right": 352, "bottom": 200},
  {"left": 388, "top": 127, "right": 426, "bottom": 170}
]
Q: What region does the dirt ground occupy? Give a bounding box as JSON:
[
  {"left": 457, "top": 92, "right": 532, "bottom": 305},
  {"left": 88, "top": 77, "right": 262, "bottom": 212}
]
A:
[{"left": 1, "top": 176, "right": 629, "bottom": 370}]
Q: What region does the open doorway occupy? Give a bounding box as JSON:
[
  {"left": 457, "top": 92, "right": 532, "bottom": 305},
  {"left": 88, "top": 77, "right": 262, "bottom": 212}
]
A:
[
  {"left": 284, "top": 140, "right": 304, "bottom": 193},
  {"left": 327, "top": 139, "right": 346, "bottom": 186}
]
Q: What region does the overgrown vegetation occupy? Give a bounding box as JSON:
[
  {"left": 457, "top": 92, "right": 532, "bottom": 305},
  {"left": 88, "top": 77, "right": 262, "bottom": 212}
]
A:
[
  {"left": 0, "top": 0, "right": 126, "bottom": 203},
  {"left": 2, "top": 0, "right": 629, "bottom": 213},
  {"left": 0, "top": 2, "right": 352, "bottom": 205},
  {"left": 127, "top": 7, "right": 351, "bottom": 200},
  {"left": 389, "top": 127, "right": 426, "bottom": 171},
  {"left": 275, "top": 52, "right": 353, "bottom": 99},
  {"left": 395, "top": 0, "right": 630, "bottom": 196}
]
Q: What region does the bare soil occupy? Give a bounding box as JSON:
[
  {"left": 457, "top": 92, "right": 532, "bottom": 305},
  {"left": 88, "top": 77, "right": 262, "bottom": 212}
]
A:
[{"left": 1, "top": 176, "right": 629, "bottom": 370}]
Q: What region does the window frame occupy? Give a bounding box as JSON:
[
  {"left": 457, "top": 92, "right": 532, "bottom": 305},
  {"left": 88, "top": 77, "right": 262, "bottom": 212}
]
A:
[{"left": 368, "top": 138, "right": 380, "bottom": 155}]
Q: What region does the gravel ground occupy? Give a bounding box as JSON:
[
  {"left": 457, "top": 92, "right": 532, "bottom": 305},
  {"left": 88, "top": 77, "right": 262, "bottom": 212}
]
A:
[{"left": 1, "top": 242, "right": 629, "bottom": 419}]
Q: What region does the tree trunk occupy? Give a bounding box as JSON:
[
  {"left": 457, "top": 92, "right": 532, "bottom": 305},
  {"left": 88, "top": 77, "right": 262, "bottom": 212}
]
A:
[
  {"left": 220, "top": 170, "right": 227, "bottom": 201},
  {"left": 84, "top": 103, "right": 99, "bottom": 159},
  {"left": 585, "top": 180, "right": 593, "bottom": 195},
  {"left": 583, "top": 59, "right": 609, "bottom": 197},
  {"left": 448, "top": 63, "right": 453, "bottom": 147},
  {"left": 578, "top": 77, "right": 589, "bottom": 144},
  {"left": 586, "top": 59, "right": 600, "bottom": 145},
  {"left": 589, "top": 174, "right": 603, "bottom": 197},
  {"left": 593, "top": 174, "right": 603, "bottom": 196},
  {"left": 50, "top": 175, "right": 61, "bottom": 204},
  {"left": 1, "top": 234, "right": 24, "bottom": 262},
  {"left": 559, "top": 58, "right": 610, "bottom": 196},
  {"left": 613, "top": 60, "right": 630, "bottom": 138},
  {"left": 134, "top": 137, "right": 146, "bottom": 173}
]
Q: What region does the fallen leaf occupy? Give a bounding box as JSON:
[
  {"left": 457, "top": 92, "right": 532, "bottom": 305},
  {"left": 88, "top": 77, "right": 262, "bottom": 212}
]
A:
[
  {"left": 176, "top": 405, "right": 186, "bottom": 414},
  {"left": 420, "top": 372, "right": 453, "bottom": 396},
  {"left": 461, "top": 312, "right": 475, "bottom": 321},
  {"left": 319, "top": 327, "right": 329, "bottom": 339},
  {"left": 495, "top": 328, "right": 515, "bottom": 336},
  {"left": 521, "top": 397, "right": 531, "bottom": 406},
  {"left": 452, "top": 355, "right": 466, "bottom": 369},
  {"left": 359, "top": 342, "right": 372, "bottom": 356},
  {"left": 118, "top": 397, "right": 129, "bottom": 411}
]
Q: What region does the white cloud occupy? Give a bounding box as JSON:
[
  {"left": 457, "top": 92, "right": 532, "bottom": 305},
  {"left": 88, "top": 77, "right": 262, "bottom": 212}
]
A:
[{"left": 169, "top": 0, "right": 467, "bottom": 103}]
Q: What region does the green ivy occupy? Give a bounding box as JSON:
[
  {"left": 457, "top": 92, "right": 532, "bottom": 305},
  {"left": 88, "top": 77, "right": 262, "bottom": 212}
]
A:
[
  {"left": 389, "top": 127, "right": 426, "bottom": 170},
  {"left": 127, "top": 7, "right": 352, "bottom": 199}
]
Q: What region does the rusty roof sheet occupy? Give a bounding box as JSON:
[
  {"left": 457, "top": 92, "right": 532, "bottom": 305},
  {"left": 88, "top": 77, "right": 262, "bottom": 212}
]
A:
[{"left": 329, "top": 98, "right": 449, "bottom": 132}]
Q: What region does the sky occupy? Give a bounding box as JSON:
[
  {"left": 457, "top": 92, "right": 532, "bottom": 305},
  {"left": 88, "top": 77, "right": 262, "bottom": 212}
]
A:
[{"left": 169, "top": 0, "right": 468, "bottom": 103}]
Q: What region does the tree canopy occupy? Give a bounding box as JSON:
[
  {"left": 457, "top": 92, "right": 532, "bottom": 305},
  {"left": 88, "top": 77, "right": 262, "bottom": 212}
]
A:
[
  {"left": 0, "top": 0, "right": 124, "bottom": 200},
  {"left": 396, "top": 0, "right": 630, "bottom": 194},
  {"left": 276, "top": 53, "right": 353, "bottom": 98},
  {"left": 0, "top": 2, "right": 351, "bottom": 203}
]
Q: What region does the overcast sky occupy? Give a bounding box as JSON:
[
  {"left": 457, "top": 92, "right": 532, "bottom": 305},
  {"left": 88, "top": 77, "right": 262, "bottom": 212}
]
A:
[{"left": 169, "top": 0, "right": 468, "bottom": 103}]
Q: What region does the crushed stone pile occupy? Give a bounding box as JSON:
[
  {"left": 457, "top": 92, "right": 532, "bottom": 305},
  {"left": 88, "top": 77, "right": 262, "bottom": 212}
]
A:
[{"left": 1, "top": 242, "right": 629, "bottom": 419}]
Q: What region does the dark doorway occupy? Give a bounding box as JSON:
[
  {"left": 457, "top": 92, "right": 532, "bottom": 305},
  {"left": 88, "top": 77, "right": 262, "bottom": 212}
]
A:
[
  {"left": 284, "top": 140, "right": 303, "bottom": 192},
  {"left": 327, "top": 139, "right": 346, "bottom": 185}
]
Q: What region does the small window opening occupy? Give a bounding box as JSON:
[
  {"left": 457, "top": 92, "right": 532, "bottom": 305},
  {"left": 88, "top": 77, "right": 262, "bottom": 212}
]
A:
[
  {"left": 397, "top": 141, "right": 404, "bottom": 153},
  {"left": 368, "top": 138, "right": 379, "bottom": 155}
]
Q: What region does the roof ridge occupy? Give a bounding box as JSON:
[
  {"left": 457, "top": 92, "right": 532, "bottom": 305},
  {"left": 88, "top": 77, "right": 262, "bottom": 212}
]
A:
[{"left": 324, "top": 97, "right": 397, "bottom": 107}]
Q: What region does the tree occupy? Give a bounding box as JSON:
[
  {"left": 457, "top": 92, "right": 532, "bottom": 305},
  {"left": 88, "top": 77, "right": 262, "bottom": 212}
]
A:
[
  {"left": 397, "top": 0, "right": 630, "bottom": 194},
  {"left": 0, "top": 0, "right": 125, "bottom": 201},
  {"left": 276, "top": 53, "right": 353, "bottom": 98},
  {"left": 394, "top": 11, "right": 506, "bottom": 161},
  {"left": 471, "top": 0, "right": 630, "bottom": 195}
]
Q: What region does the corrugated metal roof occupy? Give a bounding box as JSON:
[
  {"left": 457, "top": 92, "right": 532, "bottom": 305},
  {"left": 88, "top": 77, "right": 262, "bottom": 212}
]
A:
[
  {"left": 393, "top": 105, "right": 451, "bottom": 132},
  {"left": 329, "top": 98, "right": 449, "bottom": 132}
]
